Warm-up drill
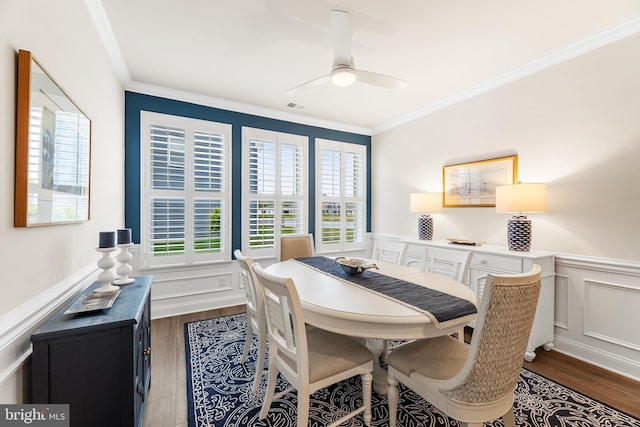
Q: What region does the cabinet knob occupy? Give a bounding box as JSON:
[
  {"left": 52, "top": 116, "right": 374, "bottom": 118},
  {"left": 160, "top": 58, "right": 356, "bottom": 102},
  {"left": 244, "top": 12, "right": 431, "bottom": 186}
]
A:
[{"left": 144, "top": 347, "right": 151, "bottom": 356}]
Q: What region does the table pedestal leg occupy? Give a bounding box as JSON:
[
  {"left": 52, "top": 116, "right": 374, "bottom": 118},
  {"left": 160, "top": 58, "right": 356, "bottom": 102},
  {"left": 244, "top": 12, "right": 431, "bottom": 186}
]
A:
[{"left": 365, "top": 338, "right": 389, "bottom": 394}]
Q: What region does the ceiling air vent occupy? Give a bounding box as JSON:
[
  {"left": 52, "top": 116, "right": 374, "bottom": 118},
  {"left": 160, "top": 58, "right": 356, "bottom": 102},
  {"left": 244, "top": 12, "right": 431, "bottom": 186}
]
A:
[{"left": 286, "top": 102, "right": 306, "bottom": 110}]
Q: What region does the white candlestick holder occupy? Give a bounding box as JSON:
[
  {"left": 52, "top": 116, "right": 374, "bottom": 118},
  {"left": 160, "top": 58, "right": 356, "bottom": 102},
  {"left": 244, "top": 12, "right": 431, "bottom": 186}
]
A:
[
  {"left": 95, "top": 247, "right": 118, "bottom": 293},
  {"left": 114, "top": 243, "right": 135, "bottom": 285}
]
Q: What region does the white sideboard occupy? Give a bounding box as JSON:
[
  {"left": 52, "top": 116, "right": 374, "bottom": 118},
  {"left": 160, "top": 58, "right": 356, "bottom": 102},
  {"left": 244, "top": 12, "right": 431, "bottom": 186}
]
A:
[{"left": 401, "top": 239, "right": 556, "bottom": 362}]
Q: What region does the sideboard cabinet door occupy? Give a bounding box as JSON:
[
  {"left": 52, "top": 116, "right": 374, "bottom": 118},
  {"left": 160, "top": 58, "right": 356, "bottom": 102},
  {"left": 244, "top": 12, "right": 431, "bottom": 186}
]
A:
[{"left": 31, "top": 275, "right": 153, "bottom": 427}]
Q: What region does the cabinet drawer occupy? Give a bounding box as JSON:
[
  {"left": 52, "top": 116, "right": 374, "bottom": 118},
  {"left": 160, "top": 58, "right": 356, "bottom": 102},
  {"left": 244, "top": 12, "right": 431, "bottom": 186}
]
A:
[{"left": 471, "top": 254, "right": 522, "bottom": 273}]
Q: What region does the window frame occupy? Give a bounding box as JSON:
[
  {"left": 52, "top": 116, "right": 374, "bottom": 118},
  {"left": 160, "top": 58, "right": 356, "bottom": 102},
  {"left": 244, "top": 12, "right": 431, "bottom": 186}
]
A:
[
  {"left": 241, "top": 127, "right": 309, "bottom": 259},
  {"left": 315, "top": 138, "right": 367, "bottom": 253},
  {"left": 140, "top": 111, "right": 231, "bottom": 267}
]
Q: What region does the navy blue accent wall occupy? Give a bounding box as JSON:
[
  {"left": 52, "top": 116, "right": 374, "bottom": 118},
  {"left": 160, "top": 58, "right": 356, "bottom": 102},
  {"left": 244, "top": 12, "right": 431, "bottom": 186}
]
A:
[{"left": 124, "top": 91, "right": 371, "bottom": 252}]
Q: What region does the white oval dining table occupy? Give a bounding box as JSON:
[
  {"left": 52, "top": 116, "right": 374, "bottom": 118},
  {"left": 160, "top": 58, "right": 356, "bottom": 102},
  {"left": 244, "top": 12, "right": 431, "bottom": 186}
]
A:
[{"left": 265, "top": 257, "right": 477, "bottom": 393}]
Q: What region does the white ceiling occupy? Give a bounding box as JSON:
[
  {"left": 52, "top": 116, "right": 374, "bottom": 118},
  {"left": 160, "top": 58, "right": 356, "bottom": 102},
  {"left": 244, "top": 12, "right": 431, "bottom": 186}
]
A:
[{"left": 93, "top": 0, "right": 640, "bottom": 133}]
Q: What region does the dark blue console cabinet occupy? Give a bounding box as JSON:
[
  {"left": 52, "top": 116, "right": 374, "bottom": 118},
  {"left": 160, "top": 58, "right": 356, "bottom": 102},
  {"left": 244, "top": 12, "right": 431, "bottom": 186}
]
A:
[{"left": 31, "top": 275, "right": 153, "bottom": 427}]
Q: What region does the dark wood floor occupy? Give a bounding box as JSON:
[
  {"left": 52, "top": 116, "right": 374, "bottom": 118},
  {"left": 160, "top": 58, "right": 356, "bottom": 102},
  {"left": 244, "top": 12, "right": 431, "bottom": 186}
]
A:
[
  {"left": 522, "top": 346, "right": 640, "bottom": 418},
  {"left": 463, "top": 327, "right": 640, "bottom": 419},
  {"left": 143, "top": 307, "right": 640, "bottom": 426}
]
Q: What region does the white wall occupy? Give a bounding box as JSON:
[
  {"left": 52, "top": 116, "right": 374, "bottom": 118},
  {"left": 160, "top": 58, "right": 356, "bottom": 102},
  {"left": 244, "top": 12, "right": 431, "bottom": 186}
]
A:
[
  {"left": 1, "top": 0, "right": 639, "bottom": 403},
  {"left": 372, "top": 33, "right": 640, "bottom": 262},
  {"left": 0, "top": 0, "right": 123, "bottom": 401}
]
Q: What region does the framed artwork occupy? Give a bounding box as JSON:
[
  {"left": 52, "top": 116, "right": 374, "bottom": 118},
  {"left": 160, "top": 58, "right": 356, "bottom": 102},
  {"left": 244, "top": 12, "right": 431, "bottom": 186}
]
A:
[
  {"left": 442, "top": 155, "right": 517, "bottom": 207},
  {"left": 15, "top": 49, "right": 91, "bottom": 227}
]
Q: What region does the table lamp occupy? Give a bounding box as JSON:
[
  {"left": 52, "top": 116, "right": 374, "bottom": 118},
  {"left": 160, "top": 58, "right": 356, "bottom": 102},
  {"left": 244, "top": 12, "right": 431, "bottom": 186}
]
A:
[
  {"left": 410, "top": 192, "right": 442, "bottom": 240},
  {"left": 495, "top": 183, "right": 546, "bottom": 251}
]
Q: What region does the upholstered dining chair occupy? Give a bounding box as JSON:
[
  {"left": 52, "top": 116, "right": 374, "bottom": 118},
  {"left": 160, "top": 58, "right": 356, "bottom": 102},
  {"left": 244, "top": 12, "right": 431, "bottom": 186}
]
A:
[
  {"left": 234, "top": 249, "right": 267, "bottom": 394},
  {"left": 253, "top": 264, "right": 374, "bottom": 427},
  {"left": 371, "top": 240, "right": 407, "bottom": 264},
  {"left": 279, "top": 233, "right": 315, "bottom": 261},
  {"left": 387, "top": 264, "right": 542, "bottom": 427}
]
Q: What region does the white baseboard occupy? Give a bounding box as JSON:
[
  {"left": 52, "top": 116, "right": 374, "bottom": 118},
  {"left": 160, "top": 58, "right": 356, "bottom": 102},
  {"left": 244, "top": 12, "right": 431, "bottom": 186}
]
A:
[
  {"left": 552, "top": 336, "right": 640, "bottom": 382},
  {"left": 151, "top": 294, "right": 246, "bottom": 319}
]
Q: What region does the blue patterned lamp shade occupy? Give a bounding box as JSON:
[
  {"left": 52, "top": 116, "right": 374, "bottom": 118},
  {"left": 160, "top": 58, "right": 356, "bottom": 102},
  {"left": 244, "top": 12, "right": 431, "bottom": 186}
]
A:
[
  {"left": 410, "top": 192, "right": 442, "bottom": 240},
  {"left": 496, "top": 183, "right": 546, "bottom": 251}
]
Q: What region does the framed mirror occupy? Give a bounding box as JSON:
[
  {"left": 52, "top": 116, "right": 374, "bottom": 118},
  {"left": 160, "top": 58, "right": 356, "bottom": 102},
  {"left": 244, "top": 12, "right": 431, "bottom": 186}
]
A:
[{"left": 15, "top": 50, "right": 91, "bottom": 227}]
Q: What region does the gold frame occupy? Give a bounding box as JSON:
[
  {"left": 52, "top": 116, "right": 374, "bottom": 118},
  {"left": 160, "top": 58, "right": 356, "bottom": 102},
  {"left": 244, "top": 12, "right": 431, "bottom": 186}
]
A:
[
  {"left": 15, "top": 50, "right": 91, "bottom": 227},
  {"left": 442, "top": 155, "right": 517, "bottom": 207}
]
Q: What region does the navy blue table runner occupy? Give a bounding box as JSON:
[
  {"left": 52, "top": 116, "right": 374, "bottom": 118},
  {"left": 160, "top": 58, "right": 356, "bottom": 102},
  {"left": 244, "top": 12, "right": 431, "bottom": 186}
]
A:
[{"left": 295, "top": 256, "right": 477, "bottom": 325}]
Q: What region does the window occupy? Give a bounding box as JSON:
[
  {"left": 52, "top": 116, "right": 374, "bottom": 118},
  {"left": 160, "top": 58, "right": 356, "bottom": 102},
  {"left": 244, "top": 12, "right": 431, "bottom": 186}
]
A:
[
  {"left": 140, "top": 112, "right": 231, "bottom": 266},
  {"left": 242, "top": 127, "right": 308, "bottom": 258},
  {"left": 315, "top": 139, "right": 366, "bottom": 253}
]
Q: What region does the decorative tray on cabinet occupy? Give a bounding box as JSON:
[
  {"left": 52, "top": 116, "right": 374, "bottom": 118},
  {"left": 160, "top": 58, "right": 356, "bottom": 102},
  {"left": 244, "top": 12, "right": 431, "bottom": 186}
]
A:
[
  {"left": 64, "top": 289, "right": 121, "bottom": 315},
  {"left": 446, "top": 238, "right": 483, "bottom": 246}
]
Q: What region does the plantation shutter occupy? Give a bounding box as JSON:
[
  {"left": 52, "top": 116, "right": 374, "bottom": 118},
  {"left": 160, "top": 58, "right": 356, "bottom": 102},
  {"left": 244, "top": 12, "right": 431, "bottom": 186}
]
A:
[
  {"left": 149, "top": 124, "right": 186, "bottom": 255},
  {"left": 248, "top": 139, "right": 277, "bottom": 250},
  {"left": 242, "top": 127, "right": 308, "bottom": 258},
  {"left": 280, "top": 142, "right": 305, "bottom": 237},
  {"left": 141, "top": 112, "right": 231, "bottom": 267},
  {"left": 315, "top": 139, "right": 366, "bottom": 253},
  {"left": 344, "top": 148, "right": 365, "bottom": 244},
  {"left": 193, "top": 130, "right": 226, "bottom": 254},
  {"left": 319, "top": 147, "right": 342, "bottom": 246}
]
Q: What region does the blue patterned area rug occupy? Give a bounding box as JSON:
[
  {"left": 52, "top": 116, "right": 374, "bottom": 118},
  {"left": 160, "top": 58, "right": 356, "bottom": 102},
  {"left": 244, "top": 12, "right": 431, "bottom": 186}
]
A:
[{"left": 185, "top": 313, "right": 640, "bottom": 427}]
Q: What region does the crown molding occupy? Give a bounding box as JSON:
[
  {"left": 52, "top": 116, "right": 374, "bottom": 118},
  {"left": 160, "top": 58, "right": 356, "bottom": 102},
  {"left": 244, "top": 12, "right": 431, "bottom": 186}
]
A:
[
  {"left": 83, "top": 0, "right": 370, "bottom": 136},
  {"left": 86, "top": 1, "right": 639, "bottom": 137},
  {"left": 373, "top": 17, "right": 640, "bottom": 135},
  {"left": 83, "top": 0, "right": 131, "bottom": 85},
  {"left": 126, "top": 81, "right": 372, "bottom": 136}
]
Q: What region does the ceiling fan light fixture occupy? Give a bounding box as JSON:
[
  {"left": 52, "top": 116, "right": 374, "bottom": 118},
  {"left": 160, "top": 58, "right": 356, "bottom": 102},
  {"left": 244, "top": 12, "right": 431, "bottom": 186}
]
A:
[{"left": 330, "top": 66, "right": 357, "bottom": 87}]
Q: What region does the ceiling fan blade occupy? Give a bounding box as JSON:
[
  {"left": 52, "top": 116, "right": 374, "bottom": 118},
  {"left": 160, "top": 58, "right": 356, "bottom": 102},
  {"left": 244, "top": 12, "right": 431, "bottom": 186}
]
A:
[
  {"left": 356, "top": 70, "right": 408, "bottom": 90},
  {"left": 284, "top": 74, "right": 330, "bottom": 95},
  {"left": 330, "top": 10, "right": 352, "bottom": 64}
]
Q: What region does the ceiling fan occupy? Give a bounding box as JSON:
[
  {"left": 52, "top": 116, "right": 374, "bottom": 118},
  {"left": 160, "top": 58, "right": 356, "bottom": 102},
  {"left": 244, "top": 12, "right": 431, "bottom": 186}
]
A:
[{"left": 285, "top": 9, "right": 408, "bottom": 95}]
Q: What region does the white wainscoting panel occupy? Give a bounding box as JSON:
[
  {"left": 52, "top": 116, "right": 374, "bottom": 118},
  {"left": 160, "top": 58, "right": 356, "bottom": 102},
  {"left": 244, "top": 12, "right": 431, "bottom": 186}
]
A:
[
  {"left": 371, "top": 234, "right": 640, "bottom": 381},
  {"left": 4, "top": 242, "right": 640, "bottom": 405},
  {"left": 583, "top": 280, "right": 640, "bottom": 351},
  {"left": 152, "top": 271, "right": 233, "bottom": 299},
  {"left": 554, "top": 274, "right": 569, "bottom": 330},
  {"left": 555, "top": 254, "right": 640, "bottom": 381},
  {"left": 0, "top": 264, "right": 97, "bottom": 402},
  {"left": 136, "top": 262, "right": 245, "bottom": 319}
]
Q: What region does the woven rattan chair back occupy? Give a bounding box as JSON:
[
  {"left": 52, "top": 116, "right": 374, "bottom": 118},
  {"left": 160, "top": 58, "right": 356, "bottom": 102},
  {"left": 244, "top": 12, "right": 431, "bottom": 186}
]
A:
[{"left": 443, "top": 265, "right": 542, "bottom": 404}]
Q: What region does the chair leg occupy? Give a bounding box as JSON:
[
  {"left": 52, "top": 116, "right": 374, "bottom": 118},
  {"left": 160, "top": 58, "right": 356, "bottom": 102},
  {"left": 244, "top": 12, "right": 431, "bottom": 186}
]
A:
[
  {"left": 297, "top": 391, "right": 310, "bottom": 427},
  {"left": 387, "top": 375, "right": 399, "bottom": 427},
  {"left": 259, "top": 356, "right": 278, "bottom": 420},
  {"left": 252, "top": 329, "right": 267, "bottom": 394},
  {"left": 241, "top": 320, "right": 254, "bottom": 364},
  {"left": 362, "top": 372, "right": 372, "bottom": 426},
  {"left": 502, "top": 406, "right": 516, "bottom": 427}
]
